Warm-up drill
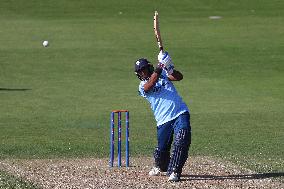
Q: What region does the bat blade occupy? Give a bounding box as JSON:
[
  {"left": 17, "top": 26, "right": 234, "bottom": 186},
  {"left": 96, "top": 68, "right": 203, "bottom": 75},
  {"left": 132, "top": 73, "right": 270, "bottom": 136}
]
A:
[{"left": 154, "top": 11, "right": 163, "bottom": 51}]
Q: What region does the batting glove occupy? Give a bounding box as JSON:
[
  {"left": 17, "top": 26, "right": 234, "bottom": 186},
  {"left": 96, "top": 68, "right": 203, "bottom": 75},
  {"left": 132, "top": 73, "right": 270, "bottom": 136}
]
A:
[
  {"left": 158, "top": 51, "right": 173, "bottom": 67},
  {"left": 158, "top": 51, "right": 174, "bottom": 75}
]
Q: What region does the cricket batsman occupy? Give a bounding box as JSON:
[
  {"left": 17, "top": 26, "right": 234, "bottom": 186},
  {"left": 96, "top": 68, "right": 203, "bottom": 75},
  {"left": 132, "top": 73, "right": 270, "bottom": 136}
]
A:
[{"left": 134, "top": 51, "right": 191, "bottom": 181}]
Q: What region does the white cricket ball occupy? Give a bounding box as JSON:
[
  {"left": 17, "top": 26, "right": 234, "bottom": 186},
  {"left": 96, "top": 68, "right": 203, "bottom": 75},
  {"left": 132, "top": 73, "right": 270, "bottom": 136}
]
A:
[{"left": 42, "top": 40, "right": 49, "bottom": 47}]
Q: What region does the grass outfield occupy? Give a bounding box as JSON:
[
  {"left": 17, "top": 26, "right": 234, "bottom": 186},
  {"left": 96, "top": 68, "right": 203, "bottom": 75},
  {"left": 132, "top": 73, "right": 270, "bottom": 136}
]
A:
[{"left": 0, "top": 0, "right": 283, "bottom": 175}]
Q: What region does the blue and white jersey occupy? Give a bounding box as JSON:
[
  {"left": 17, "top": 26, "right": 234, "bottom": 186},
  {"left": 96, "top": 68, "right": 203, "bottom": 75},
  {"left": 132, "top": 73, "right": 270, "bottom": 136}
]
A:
[{"left": 138, "top": 70, "right": 189, "bottom": 126}]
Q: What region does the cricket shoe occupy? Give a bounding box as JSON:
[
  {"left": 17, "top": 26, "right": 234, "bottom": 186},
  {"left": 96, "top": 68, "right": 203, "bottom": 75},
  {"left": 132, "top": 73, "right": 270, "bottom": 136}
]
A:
[
  {"left": 168, "top": 172, "right": 180, "bottom": 182},
  {"left": 149, "top": 167, "right": 161, "bottom": 176}
]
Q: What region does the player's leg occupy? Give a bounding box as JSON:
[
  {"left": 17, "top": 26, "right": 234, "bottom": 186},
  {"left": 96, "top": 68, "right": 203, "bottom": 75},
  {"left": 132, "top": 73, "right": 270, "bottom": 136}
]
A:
[
  {"left": 167, "top": 112, "right": 191, "bottom": 181},
  {"left": 149, "top": 120, "right": 174, "bottom": 175}
]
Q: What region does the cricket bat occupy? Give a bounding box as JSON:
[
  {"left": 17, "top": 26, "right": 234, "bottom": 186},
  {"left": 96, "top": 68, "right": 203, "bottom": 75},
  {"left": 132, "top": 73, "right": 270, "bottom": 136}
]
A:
[{"left": 153, "top": 11, "right": 163, "bottom": 52}]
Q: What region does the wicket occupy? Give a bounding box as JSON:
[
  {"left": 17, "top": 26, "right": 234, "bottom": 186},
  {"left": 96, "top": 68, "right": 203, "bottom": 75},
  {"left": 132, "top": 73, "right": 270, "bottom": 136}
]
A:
[{"left": 109, "top": 110, "right": 129, "bottom": 167}]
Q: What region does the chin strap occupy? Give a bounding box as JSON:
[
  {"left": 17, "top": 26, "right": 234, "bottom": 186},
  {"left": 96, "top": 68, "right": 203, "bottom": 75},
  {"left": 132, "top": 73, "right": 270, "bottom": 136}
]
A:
[{"left": 135, "top": 72, "right": 143, "bottom": 81}]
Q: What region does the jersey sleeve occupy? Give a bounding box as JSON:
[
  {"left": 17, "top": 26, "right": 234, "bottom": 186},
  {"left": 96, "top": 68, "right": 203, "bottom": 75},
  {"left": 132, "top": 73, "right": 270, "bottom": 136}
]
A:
[
  {"left": 161, "top": 69, "right": 168, "bottom": 78},
  {"left": 138, "top": 81, "right": 147, "bottom": 97}
]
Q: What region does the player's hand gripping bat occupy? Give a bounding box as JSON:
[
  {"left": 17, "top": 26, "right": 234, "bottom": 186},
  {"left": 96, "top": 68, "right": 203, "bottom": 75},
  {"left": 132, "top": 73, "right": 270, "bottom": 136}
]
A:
[{"left": 153, "top": 11, "right": 163, "bottom": 52}]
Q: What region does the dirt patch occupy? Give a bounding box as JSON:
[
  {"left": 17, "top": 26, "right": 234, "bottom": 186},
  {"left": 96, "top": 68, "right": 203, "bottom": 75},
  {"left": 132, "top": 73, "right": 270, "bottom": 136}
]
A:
[{"left": 0, "top": 156, "right": 283, "bottom": 189}]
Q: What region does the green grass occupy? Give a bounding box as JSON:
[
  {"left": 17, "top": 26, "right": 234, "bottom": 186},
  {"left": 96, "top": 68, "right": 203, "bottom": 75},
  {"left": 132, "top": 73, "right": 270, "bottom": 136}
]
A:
[{"left": 0, "top": 0, "right": 283, "bottom": 177}]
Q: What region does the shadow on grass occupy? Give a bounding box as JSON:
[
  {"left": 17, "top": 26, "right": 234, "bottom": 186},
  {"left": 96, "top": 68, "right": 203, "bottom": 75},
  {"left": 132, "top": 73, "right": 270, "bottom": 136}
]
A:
[
  {"left": 182, "top": 172, "right": 284, "bottom": 181},
  {"left": 0, "top": 88, "right": 31, "bottom": 91}
]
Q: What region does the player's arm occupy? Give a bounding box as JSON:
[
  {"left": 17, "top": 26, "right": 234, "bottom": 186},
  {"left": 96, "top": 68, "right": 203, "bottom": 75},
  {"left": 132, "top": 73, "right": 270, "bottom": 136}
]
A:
[
  {"left": 158, "top": 51, "right": 183, "bottom": 81},
  {"left": 143, "top": 67, "right": 162, "bottom": 92},
  {"left": 168, "top": 70, "right": 183, "bottom": 81}
]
